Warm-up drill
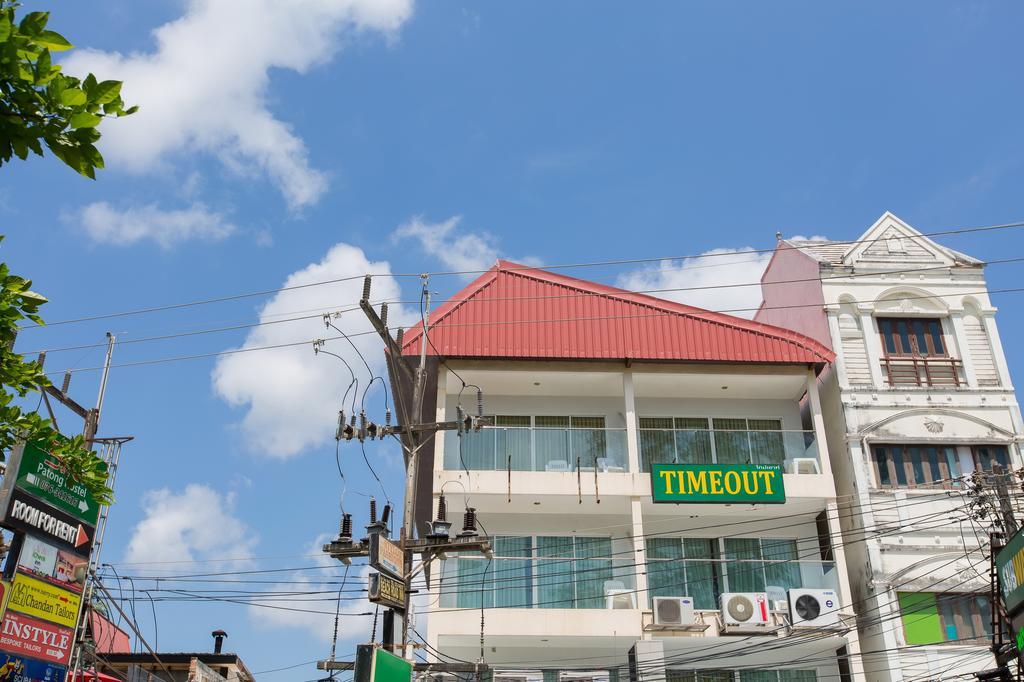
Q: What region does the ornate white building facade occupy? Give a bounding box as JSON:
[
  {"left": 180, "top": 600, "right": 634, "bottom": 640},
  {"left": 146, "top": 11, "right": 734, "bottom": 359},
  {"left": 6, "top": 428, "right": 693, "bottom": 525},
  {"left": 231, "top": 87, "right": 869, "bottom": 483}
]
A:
[{"left": 757, "top": 212, "right": 1022, "bottom": 680}]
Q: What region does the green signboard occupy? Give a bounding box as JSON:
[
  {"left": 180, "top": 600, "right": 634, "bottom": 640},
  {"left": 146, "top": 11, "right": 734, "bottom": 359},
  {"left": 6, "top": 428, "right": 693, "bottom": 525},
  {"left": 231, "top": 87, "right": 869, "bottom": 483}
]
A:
[
  {"left": 354, "top": 645, "right": 412, "bottom": 682},
  {"left": 997, "top": 527, "right": 1024, "bottom": 616},
  {"left": 650, "top": 463, "right": 786, "bottom": 504},
  {"left": 10, "top": 442, "right": 102, "bottom": 526}
]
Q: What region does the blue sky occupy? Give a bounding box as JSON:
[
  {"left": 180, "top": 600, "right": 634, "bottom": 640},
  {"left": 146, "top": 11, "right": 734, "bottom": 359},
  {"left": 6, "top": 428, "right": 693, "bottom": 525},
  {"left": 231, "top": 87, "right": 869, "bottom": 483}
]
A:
[{"left": 4, "top": 0, "right": 1024, "bottom": 676}]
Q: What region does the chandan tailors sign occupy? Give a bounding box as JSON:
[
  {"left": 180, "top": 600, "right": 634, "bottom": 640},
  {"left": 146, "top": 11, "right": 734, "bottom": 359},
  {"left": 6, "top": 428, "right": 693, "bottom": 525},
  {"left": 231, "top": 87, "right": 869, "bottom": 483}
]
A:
[{"left": 650, "top": 463, "right": 785, "bottom": 504}]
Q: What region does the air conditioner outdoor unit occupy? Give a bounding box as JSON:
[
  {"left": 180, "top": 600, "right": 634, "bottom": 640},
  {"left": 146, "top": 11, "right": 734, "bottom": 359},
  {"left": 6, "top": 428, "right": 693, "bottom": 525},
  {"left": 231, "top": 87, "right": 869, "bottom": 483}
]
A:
[
  {"left": 720, "top": 592, "right": 770, "bottom": 628},
  {"left": 788, "top": 588, "right": 841, "bottom": 628},
  {"left": 606, "top": 589, "right": 636, "bottom": 610},
  {"left": 652, "top": 596, "right": 696, "bottom": 625}
]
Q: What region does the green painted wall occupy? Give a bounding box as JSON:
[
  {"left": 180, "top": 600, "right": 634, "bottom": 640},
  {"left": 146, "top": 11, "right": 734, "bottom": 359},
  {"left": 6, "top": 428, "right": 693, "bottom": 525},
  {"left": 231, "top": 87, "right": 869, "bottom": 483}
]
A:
[{"left": 898, "top": 592, "right": 943, "bottom": 645}]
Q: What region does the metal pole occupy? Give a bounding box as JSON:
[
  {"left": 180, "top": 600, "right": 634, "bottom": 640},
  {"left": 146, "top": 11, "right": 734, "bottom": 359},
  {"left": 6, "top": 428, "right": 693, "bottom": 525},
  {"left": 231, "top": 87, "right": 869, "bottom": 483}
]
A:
[{"left": 84, "top": 332, "right": 116, "bottom": 444}]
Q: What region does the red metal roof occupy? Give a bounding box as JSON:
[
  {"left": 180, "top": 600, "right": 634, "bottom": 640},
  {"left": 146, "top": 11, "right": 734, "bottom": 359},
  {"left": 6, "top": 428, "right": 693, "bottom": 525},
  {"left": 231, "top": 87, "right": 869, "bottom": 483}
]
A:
[{"left": 400, "top": 260, "right": 833, "bottom": 365}]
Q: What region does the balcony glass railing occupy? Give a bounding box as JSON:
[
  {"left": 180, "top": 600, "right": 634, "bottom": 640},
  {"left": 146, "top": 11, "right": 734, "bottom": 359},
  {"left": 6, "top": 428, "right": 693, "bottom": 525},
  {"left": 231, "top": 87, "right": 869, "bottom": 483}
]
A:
[
  {"left": 638, "top": 428, "right": 820, "bottom": 474},
  {"left": 444, "top": 427, "right": 630, "bottom": 473},
  {"left": 438, "top": 556, "right": 638, "bottom": 610},
  {"left": 437, "top": 555, "right": 838, "bottom": 611}
]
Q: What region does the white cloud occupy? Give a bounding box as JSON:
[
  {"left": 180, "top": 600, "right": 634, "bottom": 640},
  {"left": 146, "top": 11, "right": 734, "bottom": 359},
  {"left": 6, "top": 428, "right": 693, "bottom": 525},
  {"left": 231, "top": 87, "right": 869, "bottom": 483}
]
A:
[
  {"left": 250, "top": 535, "right": 373, "bottom": 641},
  {"left": 392, "top": 215, "right": 539, "bottom": 278},
  {"left": 616, "top": 247, "right": 774, "bottom": 318},
  {"left": 212, "top": 242, "right": 414, "bottom": 458},
  {"left": 124, "top": 484, "right": 256, "bottom": 565},
  {"left": 71, "top": 201, "right": 236, "bottom": 248},
  {"left": 63, "top": 0, "right": 414, "bottom": 209}
]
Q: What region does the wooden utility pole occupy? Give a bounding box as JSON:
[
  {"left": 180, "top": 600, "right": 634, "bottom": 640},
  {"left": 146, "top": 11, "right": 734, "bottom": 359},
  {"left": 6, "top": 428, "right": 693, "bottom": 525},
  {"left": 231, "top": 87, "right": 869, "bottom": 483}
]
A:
[{"left": 321, "top": 276, "right": 491, "bottom": 665}]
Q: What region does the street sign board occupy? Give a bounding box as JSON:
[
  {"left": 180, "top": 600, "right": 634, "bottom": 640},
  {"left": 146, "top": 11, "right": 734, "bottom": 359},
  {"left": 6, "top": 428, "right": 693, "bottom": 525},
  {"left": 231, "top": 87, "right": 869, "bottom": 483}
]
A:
[
  {"left": 368, "top": 573, "right": 405, "bottom": 611},
  {"left": 0, "top": 443, "right": 102, "bottom": 527},
  {"left": 7, "top": 572, "right": 80, "bottom": 629},
  {"left": 3, "top": 490, "right": 93, "bottom": 556},
  {"left": 353, "top": 645, "right": 411, "bottom": 682},
  {"left": 369, "top": 535, "right": 404, "bottom": 580},
  {"left": 15, "top": 536, "right": 85, "bottom": 594},
  {"left": 0, "top": 610, "right": 73, "bottom": 666},
  {"left": 0, "top": 651, "right": 66, "bottom": 682},
  {"left": 650, "top": 463, "right": 786, "bottom": 504},
  {"left": 997, "top": 527, "right": 1024, "bottom": 615}
]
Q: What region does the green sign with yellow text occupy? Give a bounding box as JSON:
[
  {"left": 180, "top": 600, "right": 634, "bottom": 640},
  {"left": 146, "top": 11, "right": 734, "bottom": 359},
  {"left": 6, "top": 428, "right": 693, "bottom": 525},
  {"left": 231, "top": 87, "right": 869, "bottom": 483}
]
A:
[{"left": 651, "top": 463, "right": 785, "bottom": 504}]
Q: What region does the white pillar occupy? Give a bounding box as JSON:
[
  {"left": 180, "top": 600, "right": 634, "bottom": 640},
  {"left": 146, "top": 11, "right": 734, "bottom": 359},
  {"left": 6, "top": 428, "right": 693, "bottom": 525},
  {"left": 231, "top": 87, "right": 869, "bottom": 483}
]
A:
[
  {"left": 825, "top": 309, "right": 850, "bottom": 387},
  {"left": 827, "top": 500, "right": 868, "bottom": 682},
  {"left": 623, "top": 370, "right": 641, "bottom": 474},
  {"left": 631, "top": 497, "right": 648, "bottom": 611},
  {"left": 982, "top": 312, "right": 1014, "bottom": 388},
  {"left": 805, "top": 367, "right": 833, "bottom": 476},
  {"left": 630, "top": 640, "right": 665, "bottom": 682},
  {"left": 949, "top": 311, "right": 977, "bottom": 387},
  {"left": 859, "top": 307, "right": 884, "bottom": 387}
]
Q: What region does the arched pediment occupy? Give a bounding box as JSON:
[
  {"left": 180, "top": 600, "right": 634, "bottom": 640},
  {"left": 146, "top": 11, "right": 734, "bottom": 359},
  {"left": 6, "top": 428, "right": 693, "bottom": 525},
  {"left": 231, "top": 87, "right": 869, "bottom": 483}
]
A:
[
  {"left": 873, "top": 286, "right": 948, "bottom": 315},
  {"left": 859, "top": 408, "right": 1015, "bottom": 442}
]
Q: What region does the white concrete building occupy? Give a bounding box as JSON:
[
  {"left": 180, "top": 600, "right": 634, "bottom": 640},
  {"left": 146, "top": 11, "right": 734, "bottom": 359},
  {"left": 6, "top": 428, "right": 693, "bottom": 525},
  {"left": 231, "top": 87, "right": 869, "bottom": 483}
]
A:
[
  {"left": 757, "top": 212, "right": 1022, "bottom": 681},
  {"left": 403, "top": 261, "right": 869, "bottom": 682}
]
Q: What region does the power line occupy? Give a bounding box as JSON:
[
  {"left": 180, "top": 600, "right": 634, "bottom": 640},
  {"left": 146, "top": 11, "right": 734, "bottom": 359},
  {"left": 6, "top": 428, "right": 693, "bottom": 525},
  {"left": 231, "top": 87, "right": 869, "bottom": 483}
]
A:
[
  {"left": 37, "top": 282, "right": 1024, "bottom": 376},
  {"left": 19, "top": 218, "right": 1024, "bottom": 331},
  {"left": 21, "top": 253, "right": 1024, "bottom": 357}
]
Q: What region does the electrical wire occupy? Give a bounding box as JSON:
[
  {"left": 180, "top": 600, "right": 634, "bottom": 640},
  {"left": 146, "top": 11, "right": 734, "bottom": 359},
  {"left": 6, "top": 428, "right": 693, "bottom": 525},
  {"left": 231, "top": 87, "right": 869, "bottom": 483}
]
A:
[
  {"left": 36, "top": 282, "right": 1024, "bottom": 376},
  {"left": 20, "top": 253, "right": 1024, "bottom": 358},
  {"left": 19, "top": 218, "right": 1024, "bottom": 331}
]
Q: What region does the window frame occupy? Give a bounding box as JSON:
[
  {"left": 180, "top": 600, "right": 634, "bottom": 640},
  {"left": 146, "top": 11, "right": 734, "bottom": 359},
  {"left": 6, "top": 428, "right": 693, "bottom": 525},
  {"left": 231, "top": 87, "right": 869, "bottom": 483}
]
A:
[
  {"left": 871, "top": 444, "right": 961, "bottom": 489},
  {"left": 877, "top": 317, "right": 949, "bottom": 358}
]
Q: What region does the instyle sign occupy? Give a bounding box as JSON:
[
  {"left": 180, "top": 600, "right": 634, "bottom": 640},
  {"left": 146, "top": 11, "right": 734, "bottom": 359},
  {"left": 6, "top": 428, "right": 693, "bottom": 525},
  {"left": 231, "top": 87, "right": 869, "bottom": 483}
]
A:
[
  {"left": 7, "top": 573, "right": 80, "bottom": 629},
  {"left": 9, "top": 442, "right": 102, "bottom": 527},
  {"left": 0, "top": 611, "right": 73, "bottom": 666},
  {"left": 368, "top": 572, "right": 405, "bottom": 611},
  {"left": 997, "top": 527, "right": 1024, "bottom": 615},
  {"left": 0, "top": 652, "right": 66, "bottom": 682},
  {"left": 650, "top": 463, "right": 786, "bottom": 504},
  {"left": 369, "top": 535, "right": 404, "bottom": 580},
  {"left": 4, "top": 490, "right": 93, "bottom": 556}
]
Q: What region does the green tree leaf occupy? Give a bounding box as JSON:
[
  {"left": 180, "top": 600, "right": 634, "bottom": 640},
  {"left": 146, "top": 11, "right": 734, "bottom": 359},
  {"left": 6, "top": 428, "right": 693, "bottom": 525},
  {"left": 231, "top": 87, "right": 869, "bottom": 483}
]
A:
[
  {"left": 34, "top": 30, "right": 72, "bottom": 51},
  {"left": 60, "top": 87, "right": 86, "bottom": 106},
  {"left": 90, "top": 80, "right": 121, "bottom": 105}
]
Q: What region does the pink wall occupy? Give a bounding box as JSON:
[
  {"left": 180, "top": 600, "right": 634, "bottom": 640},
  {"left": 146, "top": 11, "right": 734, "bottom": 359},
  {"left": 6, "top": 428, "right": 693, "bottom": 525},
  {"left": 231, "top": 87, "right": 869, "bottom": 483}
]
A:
[{"left": 756, "top": 244, "right": 832, "bottom": 349}]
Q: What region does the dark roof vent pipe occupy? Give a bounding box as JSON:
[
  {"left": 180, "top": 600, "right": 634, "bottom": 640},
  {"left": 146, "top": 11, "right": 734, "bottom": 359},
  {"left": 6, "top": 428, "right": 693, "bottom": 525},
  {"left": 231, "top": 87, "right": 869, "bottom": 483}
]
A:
[{"left": 212, "top": 629, "right": 227, "bottom": 654}]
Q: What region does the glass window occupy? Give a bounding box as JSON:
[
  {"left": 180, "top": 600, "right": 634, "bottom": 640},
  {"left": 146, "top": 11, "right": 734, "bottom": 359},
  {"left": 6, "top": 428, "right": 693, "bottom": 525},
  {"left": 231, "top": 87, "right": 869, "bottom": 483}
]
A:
[
  {"left": 639, "top": 417, "right": 676, "bottom": 470},
  {"left": 646, "top": 538, "right": 720, "bottom": 610},
  {"left": 874, "top": 444, "right": 961, "bottom": 488},
  {"left": 878, "top": 317, "right": 946, "bottom": 357},
  {"left": 713, "top": 418, "right": 750, "bottom": 464},
  {"left": 974, "top": 445, "right": 1010, "bottom": 472}
]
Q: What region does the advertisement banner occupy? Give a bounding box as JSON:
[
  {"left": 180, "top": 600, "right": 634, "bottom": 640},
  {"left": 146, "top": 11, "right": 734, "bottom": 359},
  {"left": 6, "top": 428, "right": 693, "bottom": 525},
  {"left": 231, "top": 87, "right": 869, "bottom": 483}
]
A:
[
  {"left": 16, "top": 537, "right": 85, "bottom": 595},
  {"left": 7, "top": 573, "right": 80, "bottom": 629},
  {"left": 0, "top": 611, "right": 73, "bottom": 666},
  {"left": 0, "top": 652, "right": 66, "bottom": 682},
  {"left": 369, "top": 535, "right": 404, "bottom": 580},
  {"left": 3, "top": 490, "right": 93, "bottom": 556},
  {"left": 997, "top": 527, "right": 1024, "bottom": 616},
  {"left": 650, "top": 463, "right": 786, "bottom": 504},
  {"left": 368, "top": 573, "right": 405, "bottom": 611}
]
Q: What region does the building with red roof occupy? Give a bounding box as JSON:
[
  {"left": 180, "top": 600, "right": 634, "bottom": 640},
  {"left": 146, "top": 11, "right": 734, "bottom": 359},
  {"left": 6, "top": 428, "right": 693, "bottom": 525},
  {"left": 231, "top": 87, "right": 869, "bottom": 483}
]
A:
[{"left": 401, "top": 261, "right": 864, "bottom": 681}]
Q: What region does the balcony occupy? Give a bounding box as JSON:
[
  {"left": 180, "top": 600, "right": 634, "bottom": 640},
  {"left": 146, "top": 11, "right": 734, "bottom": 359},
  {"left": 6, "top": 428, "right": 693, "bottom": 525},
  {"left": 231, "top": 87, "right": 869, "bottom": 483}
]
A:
[
  {"left": 881, "top": 356, "right": 964, "bottom": 387},
  {"left": 437, "top": 552, "right": 839, "bottom": 611},
  {"left": 444, "top": 426, "right": 630, "bottom": 473},
  {"left": 438, "top": 556, "right": 639, "bottom": 610},
  {"left": 638, "top": 427, "right": 821, "bottom": 475}
]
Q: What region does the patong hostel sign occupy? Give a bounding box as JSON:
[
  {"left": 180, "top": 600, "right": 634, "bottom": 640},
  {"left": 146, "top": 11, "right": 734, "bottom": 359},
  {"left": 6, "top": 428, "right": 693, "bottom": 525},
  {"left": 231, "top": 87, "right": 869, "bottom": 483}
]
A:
[{"left": 650, "top": 463, "right": 786, "bottom": 504}]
